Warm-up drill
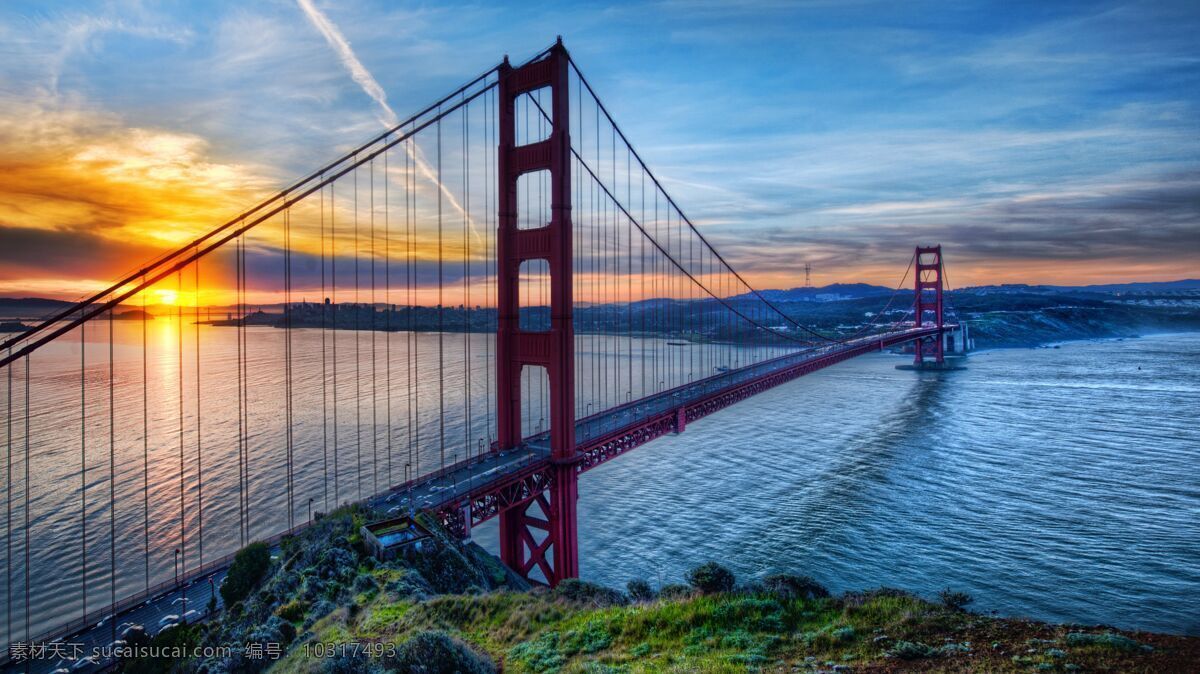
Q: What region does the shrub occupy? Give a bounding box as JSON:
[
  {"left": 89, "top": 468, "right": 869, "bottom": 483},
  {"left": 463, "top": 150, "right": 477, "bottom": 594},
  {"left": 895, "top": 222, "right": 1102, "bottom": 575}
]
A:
[
  {"left": 1065, "top": 632, "right": 1150, "bottom": 652},
  {"left": 937, "top": 587, "right": 973, "bottom": 612},
  {"left": 887, "top": 640, "right": 938, "bottom": 659},
  {"left": 938, "top": 642, "right": 971, "bottom": 655},
  {"left": 306, "top": 599, "right": 337, "bottom": 625},
  {"left": 842, "top": 586, "right": 920, "bottom": 609},
  {"left": 831, "top": 626, "right": 856, "bottom": 643},
  {"left": 711, "top": 597, "right": 785, "bottom": 631},
  {"left": 508, "top": 631, "right": 566, "bottom": 673},
  {"left": 352, "top": 573, "right": 378, "bottom": 595},
  {"left": 386, "top": 630, "right": 495, "bottom": 674},
  {"left": 220, "top": 542, "right": 272, "bottom": 607},
  {"left": 626, "top": 579, "right": 657, "bottom": 602},
  {"left": 276, "top": 599, "right": 310, "bottom": 623},
  {"left": 685, "top": 562, "right": 736, "bottom": 594},
  {"left": 762, "top": 573, "right": 829, "bottom": 601},
  {"left": 552, "top": 578, "right": 627, "bottom": 607},
  {"left": 659, "top": 583, "right": 693, "bottom": 600},
  {"left": 559, "top": 620, "right": 612, "bottom": 655}
]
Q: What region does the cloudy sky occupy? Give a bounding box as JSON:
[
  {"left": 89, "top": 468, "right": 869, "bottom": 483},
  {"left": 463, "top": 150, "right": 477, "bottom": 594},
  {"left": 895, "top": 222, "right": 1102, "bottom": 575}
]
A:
[{"left": 0, "top": 0, "right": 1197, "bottom": 299}]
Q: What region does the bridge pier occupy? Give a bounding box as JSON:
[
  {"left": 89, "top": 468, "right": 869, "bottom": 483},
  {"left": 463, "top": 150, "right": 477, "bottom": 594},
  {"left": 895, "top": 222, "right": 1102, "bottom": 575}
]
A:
[{"left": 494, "top": 39, "right": 579, "bottom": 586}]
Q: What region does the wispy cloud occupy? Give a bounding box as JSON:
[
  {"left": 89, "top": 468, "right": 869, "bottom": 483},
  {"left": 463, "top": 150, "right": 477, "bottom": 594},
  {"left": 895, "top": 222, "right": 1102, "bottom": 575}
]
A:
[
  {"left": 294, "top": 0, "right": 398, "bottom": 127},
  {"left": 293, "top": 0, "right": 483, "bottom": 244}
]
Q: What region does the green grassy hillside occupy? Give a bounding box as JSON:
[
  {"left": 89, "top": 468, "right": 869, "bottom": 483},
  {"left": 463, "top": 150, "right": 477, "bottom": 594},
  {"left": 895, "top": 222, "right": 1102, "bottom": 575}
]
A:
[{"left": 120, "top": 509, "right": 1198, "bottom": 673}]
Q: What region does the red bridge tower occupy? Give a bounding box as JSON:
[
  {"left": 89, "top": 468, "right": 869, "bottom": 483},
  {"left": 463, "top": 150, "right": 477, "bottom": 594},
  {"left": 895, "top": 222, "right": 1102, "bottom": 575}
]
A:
[
  {"left": 494, "top": 40, "right": 579, "bottom": 585},
  {"left": 913, "top": 245, "right": 945, "bottom": 366}
]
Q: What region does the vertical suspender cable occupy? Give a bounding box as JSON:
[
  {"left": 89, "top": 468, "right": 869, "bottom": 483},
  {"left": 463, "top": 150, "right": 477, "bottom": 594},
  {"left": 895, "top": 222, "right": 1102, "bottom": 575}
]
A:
[
  {"left": 80, "top": 307, "right": 87, "bottom": 622},
  {"left": 629, "top": 158, "right": 635, "bottom": 397},
  {"left": 141, "top": 279, "right": 149, "bottom": 591},
  {"left": 463, "top": 100, "right": 472, "bottom": 457},
  {"left": 408, "top": 134, "right": 418, "bottom": 481},
  {"left": 354, "top": 160, "right": 362, "bottom": 499},
  {"left": 486, "top": 87, "right": 493, "bottom": 445},
  {"left": 242, "top": 235, "right": 249, "bottom": 542},
  {"left": 370, "top": 160, "right": 378, "bottom": 495},
  {"left": 195, "top": 259, "right": 203, "bottom": 564},
  {"left": 24, "top": 355, "right": 31, "bottom": 649},
  {"left": 321, "top": 178, "right": 329, "bottom": 510},
  {"left": 404, "top": 137, "right": 413, "bottom": 482},
  {"left": 236, "top": 239, "right": 244, "bottom": 546},
  {"left": 384, "top": 142, "right": 392, "bottom": 485},
  {"left": 177, "top": 270, "right": 186, "bottom": 605},
  {"left": 332, "top": 183, "right": 339, "bottom": 506},
  {"left": 284, "top": 208, "right": 294, "bottom": 529},
  {"left": 108, "top": 303, "right": 116, "bottom": 641},
  {"left": 437, "top": 112, "right": 446, "bottom": 471},
  {"left": 5, "top": 346, "right": 11, "bottom": 645}
]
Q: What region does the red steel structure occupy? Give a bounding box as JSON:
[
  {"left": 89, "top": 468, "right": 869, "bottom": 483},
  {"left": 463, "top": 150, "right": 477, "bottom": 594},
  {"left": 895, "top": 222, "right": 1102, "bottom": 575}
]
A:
[
  {"left": 495, "top": 40, "right": 579, "bottom": 585},
  {"left": 913, "top": 245, "right": 945, "bottom": 365}
]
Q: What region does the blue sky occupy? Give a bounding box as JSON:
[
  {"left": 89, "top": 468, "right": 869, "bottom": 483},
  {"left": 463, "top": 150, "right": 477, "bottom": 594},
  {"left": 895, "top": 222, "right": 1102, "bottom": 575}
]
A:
[{"left": 0, "top": 0, "right": 1197, "bottom": 293}]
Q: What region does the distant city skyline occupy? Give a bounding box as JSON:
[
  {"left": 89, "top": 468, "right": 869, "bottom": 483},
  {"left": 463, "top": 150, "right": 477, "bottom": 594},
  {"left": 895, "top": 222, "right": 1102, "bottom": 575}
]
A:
[{"left": 1, "top": 0, "right": 1198, "bottom": 300}]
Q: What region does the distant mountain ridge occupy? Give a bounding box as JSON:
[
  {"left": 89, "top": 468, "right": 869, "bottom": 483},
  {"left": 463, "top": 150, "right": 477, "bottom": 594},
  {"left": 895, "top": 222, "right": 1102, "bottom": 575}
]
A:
[
  {"left": 740, "top": 279, "right": 1200, "bottom": 301},
  {"left": 959, "top": 279, "right": 1200, "bottom": 295},
  {"left": 731, "top": 283, "right": 895, "bottom": 303}
]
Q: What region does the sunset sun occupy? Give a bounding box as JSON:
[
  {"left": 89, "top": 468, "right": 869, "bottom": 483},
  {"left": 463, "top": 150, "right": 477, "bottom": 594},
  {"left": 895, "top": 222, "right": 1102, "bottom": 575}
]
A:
[{"left": 155, "top": 288, "right": 178, "bottom": 305}]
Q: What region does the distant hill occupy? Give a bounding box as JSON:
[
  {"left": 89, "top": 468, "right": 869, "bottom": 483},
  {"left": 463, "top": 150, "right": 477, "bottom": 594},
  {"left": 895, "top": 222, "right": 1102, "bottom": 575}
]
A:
[
  {"left": 0, "top": 297, "right": 75, "bottom": 318},
  {"left": 731, "top": 283, "right": 895, "bottom": 303},
  {"left": 959, "top": 280, "right": 1200, "bottom": 296}
]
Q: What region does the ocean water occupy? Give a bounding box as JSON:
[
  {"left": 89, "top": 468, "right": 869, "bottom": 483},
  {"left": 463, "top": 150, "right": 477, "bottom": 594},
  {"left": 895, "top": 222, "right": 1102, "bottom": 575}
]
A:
[
  {"left": 485, "top": 333, "right": 1198, "bottom": 635},
  {"left": 2, "top": 328, "right": 1197, "bottom": 641}
]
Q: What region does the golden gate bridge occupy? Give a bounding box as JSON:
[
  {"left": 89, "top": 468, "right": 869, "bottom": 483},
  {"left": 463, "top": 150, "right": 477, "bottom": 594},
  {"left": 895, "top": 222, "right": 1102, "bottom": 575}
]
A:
[{"left": 0, "top": 39, "right": 963, "bottom": 667}]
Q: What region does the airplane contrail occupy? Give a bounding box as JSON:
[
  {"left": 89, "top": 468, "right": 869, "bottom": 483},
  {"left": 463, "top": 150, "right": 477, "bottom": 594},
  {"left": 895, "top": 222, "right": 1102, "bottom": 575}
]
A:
[{"left": 294, "top": 0, "right": 484, "bottom": 244}]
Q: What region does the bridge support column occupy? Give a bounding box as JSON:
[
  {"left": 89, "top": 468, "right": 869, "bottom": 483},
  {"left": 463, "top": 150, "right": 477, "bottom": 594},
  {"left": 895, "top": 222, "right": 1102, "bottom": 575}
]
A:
[
  {"left": 495, "top": 39, "right": 578, "bottom": 586},
  {"left": 913, "top": 245, "right": 945, "bottom": 366}
]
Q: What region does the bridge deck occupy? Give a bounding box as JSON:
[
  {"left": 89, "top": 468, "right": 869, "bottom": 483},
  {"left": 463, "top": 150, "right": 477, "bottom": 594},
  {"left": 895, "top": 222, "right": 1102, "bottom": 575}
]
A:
[{"left": 368, "top": 326, "right": 944, "bottom": 530}]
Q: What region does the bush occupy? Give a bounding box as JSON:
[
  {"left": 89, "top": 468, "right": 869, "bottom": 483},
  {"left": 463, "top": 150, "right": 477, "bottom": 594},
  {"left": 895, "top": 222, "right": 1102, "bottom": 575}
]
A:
[
  {"left": 626, "top": 579, "right": 657, "bottom": 602},
  {"left": 387, "top": 630, "right": 496, "bottom": 673},
  {"left": 276, "top": 599, "right": 309, "bottom": 623},
  {"left": 831, "top": 626, "right": 856, "bottom": 643},
  {"left": 352, "top": 573, "right": 378, "bottom": 595},
  {"left": 552, "top": 578, "right": 627, "bottom": 607},
  {"left": 685, "top": 562, "right": 736, "bottom": 594},
  {"left": 937, "top": 587, "right": 973, "bottom": 612},
  {"left": 220, "top": 542, "right": 272, "bottom": 607},
  {"left": 711, "top": 597, "right": 785, "bottom": 631},
  {"left": 1065, "top": 632, "right": 1149, "bottom": 652},
  {"left": 887, "top": 640, "right": 938, "bottom": 659},
  {"left": 842, "top": 586, "right": 920, "bottom": 609},
  {"left": 659, "top": 583, "right": 693, "bottom": 600},
  {"left": 762, "top": 573, "right": 829, "bottom": 601}
]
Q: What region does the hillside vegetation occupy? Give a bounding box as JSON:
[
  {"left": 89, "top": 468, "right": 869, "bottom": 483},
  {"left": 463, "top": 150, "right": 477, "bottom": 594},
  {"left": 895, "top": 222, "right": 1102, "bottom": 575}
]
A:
[{"left": 118, "top": 508, "right": 1198, "bottom": 673}]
